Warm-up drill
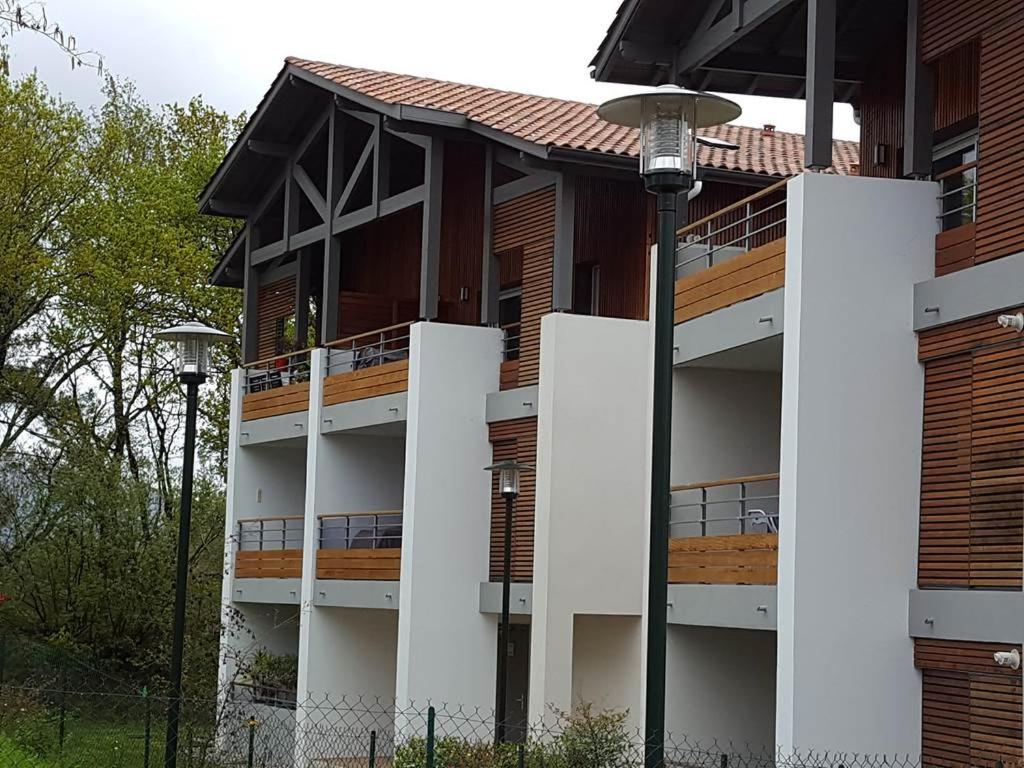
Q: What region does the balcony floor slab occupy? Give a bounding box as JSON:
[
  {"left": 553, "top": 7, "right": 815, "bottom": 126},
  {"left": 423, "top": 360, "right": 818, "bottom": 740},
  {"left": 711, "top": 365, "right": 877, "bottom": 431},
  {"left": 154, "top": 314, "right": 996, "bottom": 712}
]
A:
[{"left": 667, "top": 584, "right": 777, "bottom": 631}]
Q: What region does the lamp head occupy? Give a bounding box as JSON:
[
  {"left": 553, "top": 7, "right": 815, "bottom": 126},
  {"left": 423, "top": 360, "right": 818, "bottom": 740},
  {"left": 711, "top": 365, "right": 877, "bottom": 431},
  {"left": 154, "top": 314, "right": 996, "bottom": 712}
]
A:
[
  {"left": 484, "top": 459, "right": 534, "bottom": 498},
  {"left": 598, "top": 85, "right": 742, "bottom": 192},
  {"left": 155, "top": 321, "right": 231, "bottom": 378}
]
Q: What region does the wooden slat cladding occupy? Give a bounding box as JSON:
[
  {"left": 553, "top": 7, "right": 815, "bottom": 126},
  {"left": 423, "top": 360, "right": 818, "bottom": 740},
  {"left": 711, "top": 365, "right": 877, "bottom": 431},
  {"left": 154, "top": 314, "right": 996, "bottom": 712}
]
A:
[
  {"left": 858, "top": 29, "right": 904, "bottom": 180},
  {"left": 241, "top": 382, "right": 311, "bottom": 422},
  {"left": 934, "top": 41, "right": 980, "bottom": 133},
  {"left": 673, "top": 237, "right": 785, "bottom": 324},
  {"left": 438, "top": 141, "right": 485, "bottom": 325},
  {"left": 488, "top": 417, "right": 537, "bottom": 582},
  {"left": 235, "top": 549, "right": 303, "bottom": 579},
  {"left": 322, "top": 360, "right": 409, "bottom": 407},
  {"left": 935, "top": 224, "right": 976, "bottom": 277},
  {"left": 975, "top": 14, "right": 1024, "bottom": 265},
  {"left": 920, "top": 355, "right": 972, "bottom": 587},
  {"left": 257, "top": 276, "right": 296, "bottom": 360},
  {"left": 921, "top": 0, "right": 1019, "bottom": 62},
  {"left": 316, "top": 548, "right": 401, "bottom": 581},
  {"left": 493, "top": 188, "right": 555, "bottom": 387},
  {"left": 919, "top": 310, "right": 1024, "bottom": 590},
  {"left": 668, "top": 533, "right": 778, "bottom": 585},
  {"left": 572, "top": 176, "right": 651, "bottom": 320},
  {"left": 917, "top": 639, "right": 1023, "bottom": 768}
]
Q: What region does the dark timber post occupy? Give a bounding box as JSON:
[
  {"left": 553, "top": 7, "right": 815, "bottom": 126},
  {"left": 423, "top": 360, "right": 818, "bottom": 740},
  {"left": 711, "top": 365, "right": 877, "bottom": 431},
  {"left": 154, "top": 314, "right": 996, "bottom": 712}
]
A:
[
  {"left": 805, "top": 0, "right": 836, "bottom": 170},
  {"left": 322, "top": 104, "right": 343, "bottom": 344},
  {"left": 552, "top": 173, "right": 575, "bottom": 312},
  {"left": 903, "top": 0, "right": 934, "bottom": 178},
  {"left": 241, "top": 230, "right": 259, "bottom": 363},
  {"left": 480, "top": 145, "right": 498, "bottom": 326},
  {"left": 419, "top": 137, "right": 444, "bottom": 321}
]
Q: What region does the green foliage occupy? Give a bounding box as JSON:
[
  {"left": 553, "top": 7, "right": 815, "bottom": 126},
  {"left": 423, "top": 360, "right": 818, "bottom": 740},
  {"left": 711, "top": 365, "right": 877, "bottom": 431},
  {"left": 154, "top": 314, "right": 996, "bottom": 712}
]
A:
[
  {"left": 0, "top": 70, "right": 245, "bottom": 696},
  {"left": 394, "top": 705, "right": 635, "bottom": 768},
  {"left": 244, "top": 650, "right": 299, "bottom": 691}
]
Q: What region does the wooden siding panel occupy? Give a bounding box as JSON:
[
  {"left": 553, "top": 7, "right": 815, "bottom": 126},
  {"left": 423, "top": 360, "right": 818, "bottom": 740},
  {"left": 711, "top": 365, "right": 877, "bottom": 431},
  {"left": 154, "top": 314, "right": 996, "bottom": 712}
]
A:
[
  {"left": 920, "top": 355, "right": 972, "bottom": 587},
  {"left": 934, "top": 41, "right": 980, "bottom": 133},
  {"left": 493, "top": 188, "right": 555, "bottom": 387},
  {"left": 257, "top": 276, "right": 296, "bottom": 360},
  {"left": 235, "top": 549, "right": 303, "bottom": 579},
  {"left": 488, "top": 417, "right": 537, "bottom": 582},
  {"left": 668, "top": 533, "right": 778, "bottom": 585},
  {"left": 976, "top": 14, "right": 1024, "bottom": 264},
  {"left": 921, "top": 0, "right": 1019, "bottom": 62},
  {"left": 858, "top": 29, "right": 904, "bottom": 180},
  {"left": 241, "top": 382, "right": 310, "bottom": 422},
  {"left": 316, "top": 548, "right": 401, "bottom": 581},
  {"left": 322, "top": 360, "right": 409, "bottom": 406},
  {"left": 935, "top": 223, "right": 977, "bottom": 277},
  {"left": 673, "top": 237, "right": 785, "bottom": 324},
  {"left": 438, "top": 141, "right": 485, "bottom": 325}
]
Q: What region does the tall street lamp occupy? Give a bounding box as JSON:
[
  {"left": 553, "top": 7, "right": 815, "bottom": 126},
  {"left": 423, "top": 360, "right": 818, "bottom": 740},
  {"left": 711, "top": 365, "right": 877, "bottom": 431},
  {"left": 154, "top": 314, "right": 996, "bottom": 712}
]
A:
[
  {"left": 155, "top": 321, "right": 231, "bottom": 768},
  {"left": 484, "top": 458, "right": 533, "bottom": 744},
  {"left": 597, "top": 86, "right": 741, "bottom": 768}
]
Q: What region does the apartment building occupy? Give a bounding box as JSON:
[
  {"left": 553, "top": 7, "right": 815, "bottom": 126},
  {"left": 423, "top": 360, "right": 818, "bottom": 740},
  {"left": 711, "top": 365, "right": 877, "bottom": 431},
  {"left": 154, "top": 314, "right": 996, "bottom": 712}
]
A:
[
  {"left": 593, "top": 0, "right": 1024, "bottom": 764},
  {"left": 202, "top": 56, "right": 857, "bottom": 759}
]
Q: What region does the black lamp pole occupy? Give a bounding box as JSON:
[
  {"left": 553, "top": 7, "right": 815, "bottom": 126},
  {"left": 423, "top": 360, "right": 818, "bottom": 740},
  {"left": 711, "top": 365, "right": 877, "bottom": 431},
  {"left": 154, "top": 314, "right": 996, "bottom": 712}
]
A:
[
  {"left": 643, "top": 172, "right": 689, "bottom": 768},
  {"left": 164, "top": 370, "right": 205, "bottom": 768},
  {"left": 494, "top": 486, "right": 515, "bottom": 744}
]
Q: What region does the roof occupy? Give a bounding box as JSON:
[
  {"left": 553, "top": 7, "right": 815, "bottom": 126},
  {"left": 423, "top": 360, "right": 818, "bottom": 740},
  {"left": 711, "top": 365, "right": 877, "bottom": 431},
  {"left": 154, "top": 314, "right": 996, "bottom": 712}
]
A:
[{"left": 286, "top": 57, "right": 859, "bottom": 177}]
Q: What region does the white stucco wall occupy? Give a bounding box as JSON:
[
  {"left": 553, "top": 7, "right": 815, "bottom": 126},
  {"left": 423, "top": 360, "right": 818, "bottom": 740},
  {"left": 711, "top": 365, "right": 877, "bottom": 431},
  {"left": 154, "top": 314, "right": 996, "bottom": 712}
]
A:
[
  {"left": 529, "top": 313, "right": 651, "bottom": 730},
  {"left": 395, "top": 322, "right": 503, "bottom": 714},
  {"left": 571, "top": 615, "right": 644, "bottom": 721},
  {"left": 665, "top": 625, "right": 776, "bottom": 750},
  {"left": 232, "top": 439, "right": 308, "bottom": 521},
  {"left": 776, "top": 173, "right": 935, "bottom": 755}
]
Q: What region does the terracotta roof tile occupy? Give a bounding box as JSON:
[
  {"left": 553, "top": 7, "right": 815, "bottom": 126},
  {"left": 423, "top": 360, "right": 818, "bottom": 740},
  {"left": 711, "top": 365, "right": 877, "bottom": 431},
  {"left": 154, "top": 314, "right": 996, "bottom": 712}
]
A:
[{"left": 287, "top": 57, "right": 859, "bottom": 178}]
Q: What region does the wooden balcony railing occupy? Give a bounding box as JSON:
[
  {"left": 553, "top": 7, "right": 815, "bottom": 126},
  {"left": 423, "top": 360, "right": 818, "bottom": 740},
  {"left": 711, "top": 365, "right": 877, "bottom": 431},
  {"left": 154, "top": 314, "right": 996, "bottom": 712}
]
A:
[
  {"left": 668, "top": 473, "right": 780, "bottom": 585},
  {"left": 674, "top": 179, "right": 788, "bottom": 325},
  {"left": 235, "top": 515, "right": 304, "bottom": 579},
  {"left": 316, "top": 512, "right": 402, "bottom": 581},
  {"left": 241, "top": 349, "right": 314, "bottom": 422},
  {"left": 323, "top": 323, "right": 413, "bottom": 407}
]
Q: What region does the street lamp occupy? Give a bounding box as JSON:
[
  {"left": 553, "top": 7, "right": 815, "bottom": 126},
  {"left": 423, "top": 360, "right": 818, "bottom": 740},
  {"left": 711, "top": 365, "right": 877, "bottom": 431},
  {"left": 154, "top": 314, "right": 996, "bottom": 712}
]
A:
[
  {"left": 155, "top": 321, "right": 231, "bottom": 768},
  {"left": 598, "top": 86, "right": 741, "bottom": 768},
  {"left": 484, "top": 458, "right": 533, "bottom": 744}
]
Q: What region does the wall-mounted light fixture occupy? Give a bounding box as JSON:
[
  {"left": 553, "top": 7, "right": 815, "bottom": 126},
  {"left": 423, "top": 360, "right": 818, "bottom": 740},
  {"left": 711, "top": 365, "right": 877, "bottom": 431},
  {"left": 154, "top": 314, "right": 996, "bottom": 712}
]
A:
[{"left": 873, "top": 143, "right": 888, "bottom": 166}]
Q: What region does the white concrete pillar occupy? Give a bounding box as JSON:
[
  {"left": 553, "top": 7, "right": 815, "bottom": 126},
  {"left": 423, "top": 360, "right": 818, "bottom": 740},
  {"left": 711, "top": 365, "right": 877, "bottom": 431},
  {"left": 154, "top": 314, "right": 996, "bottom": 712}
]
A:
[
  {"left": 395, "top": 322, "right": 503, "bottom": 715},
  {"left": 529, "top": 313, "right": 651, "bottom": 731},
  {"left": 776, "top": 173, "right": 936, "bottom": 755}
]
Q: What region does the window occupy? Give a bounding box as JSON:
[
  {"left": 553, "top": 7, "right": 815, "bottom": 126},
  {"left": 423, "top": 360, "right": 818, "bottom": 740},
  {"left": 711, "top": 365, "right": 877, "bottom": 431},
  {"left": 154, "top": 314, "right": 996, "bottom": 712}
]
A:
[
  {"left": 573, "top": 263, "right": 601, "bottom": 316},
  {"left": 933, "top": 133, "right": 978, "bottom": 232},
  {"left": 498, "top": 287, "right": 522, "bottom": 361}
]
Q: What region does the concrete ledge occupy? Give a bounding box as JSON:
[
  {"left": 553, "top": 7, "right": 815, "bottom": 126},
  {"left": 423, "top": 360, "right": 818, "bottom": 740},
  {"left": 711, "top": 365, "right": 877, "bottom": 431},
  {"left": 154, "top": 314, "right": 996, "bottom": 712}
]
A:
[
  {"left": 239, "top": 411, "right": 309, "bottom": 446},
  {"left": 232, "top": 578, "right": 301, "bottom": 605},
  {"left": 485, "top": 386, "right": 539, "bottom": 423},
  {"left": 909, "top": 589, "right": 1024, "bottom": 643},
  {"left": 313, "top": 579, "right": 400, "bottom": 610},
  {"left": 667, "top": 584, "right": 777, "bottom": 631},
  {"left": 320, "top": 392, "right": 407, "bottom": 434},
  {"left": 674, "top": 288, "right": 784, "bottom": 366},
  {"left": 478, "top": 581, "right": 533, "bottom": 615},
  {"left": 914, "top": 249, "right": 1024, "bottom": 330}
]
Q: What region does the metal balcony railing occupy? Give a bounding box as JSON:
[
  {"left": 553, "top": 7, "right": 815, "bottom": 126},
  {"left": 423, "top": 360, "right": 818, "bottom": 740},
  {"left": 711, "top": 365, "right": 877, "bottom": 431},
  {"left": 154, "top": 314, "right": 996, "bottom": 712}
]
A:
[
  {"left": 318, "top": 512, "right": 403, "bottom": 551},
  {"left": 324, "top": 322, "right": 413, "bottom": 377},
  {"left": 675, "top": 178, "right": 788, "bottom": 277},
  {"left": 502, "top": 322, "right": 521, "bottom": 362},
  {"left": 669, "top": 473, "right": 780, "bottom": 538},
  {"left": 237, "top": 515, "right": 305, "bottom": 551},
  {"left": 243, "top": 349, "right": 313, "bottom": 394},
  {"left": 935, "top": 160, "right": 977, "bottom": 232}
]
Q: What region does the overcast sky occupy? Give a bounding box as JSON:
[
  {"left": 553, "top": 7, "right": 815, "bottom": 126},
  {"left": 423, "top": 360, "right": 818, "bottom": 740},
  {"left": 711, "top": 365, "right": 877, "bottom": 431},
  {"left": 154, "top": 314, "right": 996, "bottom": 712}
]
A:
[{"left": 10, "top": 0, "right": 859, "bottom": 141}]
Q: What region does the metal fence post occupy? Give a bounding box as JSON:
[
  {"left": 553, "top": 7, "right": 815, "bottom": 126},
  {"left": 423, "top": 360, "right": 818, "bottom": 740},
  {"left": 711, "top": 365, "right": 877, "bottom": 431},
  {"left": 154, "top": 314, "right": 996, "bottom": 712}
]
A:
[
  {"left": 57, "top": 652, "right": 67, "bottom": 755},
  {"left": 719, "top": 753, "right": 728, "bottom": 768},
  {"left": 518, "top": 742, "right": 525, "bottom": 768},
  {"left": 368, "top": 729, "right": 377, "bottom": 768},
  {"left": 247, "top": 717, "right": 258, "bottom": 768},
  {"left": 426, "top": 706, "right": 436, "bottom": 768},
  {"left": 143, "top": 685, "right": 152, "bottom": 768},
  {"left": 0, "top": 633, "right": 6, "bottom": 690}
]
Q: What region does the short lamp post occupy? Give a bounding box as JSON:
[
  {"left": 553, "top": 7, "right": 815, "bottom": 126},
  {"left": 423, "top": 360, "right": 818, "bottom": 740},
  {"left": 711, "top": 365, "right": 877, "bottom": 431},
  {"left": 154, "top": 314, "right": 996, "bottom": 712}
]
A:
[
  {"left": 484, "top": 459, "right": 533, "bottom": 745},
  {"left": 597, "top": 86, "right": 741, "bottom": 768},
  {"left": 155, "top": 321, "right": 231, "bottom": 768}
]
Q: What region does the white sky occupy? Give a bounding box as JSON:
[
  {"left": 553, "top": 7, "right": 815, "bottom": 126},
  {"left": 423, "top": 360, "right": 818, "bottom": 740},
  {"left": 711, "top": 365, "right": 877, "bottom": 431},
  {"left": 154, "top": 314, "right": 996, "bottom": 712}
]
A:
[{"left": 10, "top": 0, "right": 859, "bottom": 141}]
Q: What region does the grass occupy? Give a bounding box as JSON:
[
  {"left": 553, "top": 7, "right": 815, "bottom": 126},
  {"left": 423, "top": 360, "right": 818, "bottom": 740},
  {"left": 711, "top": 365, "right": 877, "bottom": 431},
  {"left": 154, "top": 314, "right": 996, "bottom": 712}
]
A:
[{"left": 0, "top": 718, "right": 172, "bottom": 768}]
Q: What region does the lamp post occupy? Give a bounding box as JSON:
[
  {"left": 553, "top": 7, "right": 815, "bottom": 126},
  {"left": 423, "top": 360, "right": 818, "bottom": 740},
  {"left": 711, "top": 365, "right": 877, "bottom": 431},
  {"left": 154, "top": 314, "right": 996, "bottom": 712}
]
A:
[
  {"left": 484, "top": 459, "right": 533, "bottom": 744},
  {"left": 597, "top": 86, "right": 740, "bottom": 768},
  {"left": 155, "top": 321, "right": 231, "bottom": 768}
]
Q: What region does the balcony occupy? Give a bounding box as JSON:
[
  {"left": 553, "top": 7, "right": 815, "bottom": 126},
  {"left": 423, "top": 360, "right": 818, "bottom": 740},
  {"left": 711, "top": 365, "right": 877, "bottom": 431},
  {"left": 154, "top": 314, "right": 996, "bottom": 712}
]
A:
[
  {"left": 316, "top": 512, "right": 403, "bottom": 581},
  {"left": 323, "top": 323, "right": 412, "bottom": 406},
  {"left": 241, "top": 350, "right": 313, "bottom": 422},
  {"left": 235, "top": 516, "right": 304, "bottom": 579},
  {"left": 668, "top": 474, "right": 780, "bottom": 585},
  {"left": 674, "top": 180, "right": 787, "bottom": 325}
]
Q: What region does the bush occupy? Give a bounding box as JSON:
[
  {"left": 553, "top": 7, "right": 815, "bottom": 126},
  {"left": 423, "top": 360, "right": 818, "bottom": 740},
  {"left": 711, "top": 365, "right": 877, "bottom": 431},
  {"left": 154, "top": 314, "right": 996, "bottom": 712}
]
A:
[{"left": 0, "top": 687, "right": 57, "bottom": 756}]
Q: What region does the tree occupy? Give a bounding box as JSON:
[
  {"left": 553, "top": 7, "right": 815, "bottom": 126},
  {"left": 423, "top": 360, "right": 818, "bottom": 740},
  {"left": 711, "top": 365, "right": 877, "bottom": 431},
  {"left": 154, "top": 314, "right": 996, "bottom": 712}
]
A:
[{"left": 0, "top": 1, "right": 102, "bottom": 75}]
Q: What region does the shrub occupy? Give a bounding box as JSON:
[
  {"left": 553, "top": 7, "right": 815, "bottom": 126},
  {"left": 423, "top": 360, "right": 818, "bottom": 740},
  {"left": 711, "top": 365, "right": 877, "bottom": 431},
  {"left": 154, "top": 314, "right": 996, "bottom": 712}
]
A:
[{"left": 0, "top": 687, "right": 58, "bottom": 757}]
